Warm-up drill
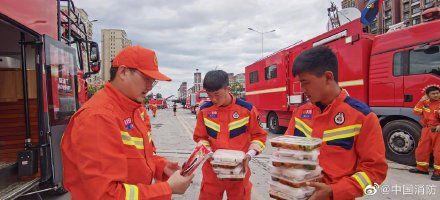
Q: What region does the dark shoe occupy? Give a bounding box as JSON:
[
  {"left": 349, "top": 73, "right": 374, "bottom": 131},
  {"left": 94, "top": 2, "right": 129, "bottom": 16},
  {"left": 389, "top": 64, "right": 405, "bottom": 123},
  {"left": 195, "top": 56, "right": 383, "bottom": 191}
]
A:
[
  {"left": 432, "top": 173, "right": 440, "bottom": 181},
  {"left": 409, "top": 168, "right": 429, "bottom": 175}
]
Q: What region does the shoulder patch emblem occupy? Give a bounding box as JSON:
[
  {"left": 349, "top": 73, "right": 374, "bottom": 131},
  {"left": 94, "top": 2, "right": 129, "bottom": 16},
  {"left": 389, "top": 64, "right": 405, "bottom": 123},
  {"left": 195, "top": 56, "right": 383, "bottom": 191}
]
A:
[
  {"left": 208, "top": 111, "right": 218, "bottom": 118},
  {"left": 301, "top": 109, "right": 313, "bottom": 119},
  {"left": 232, "top": 111, "right": 240, "bottom": 119},
  {"left": 124, "top": 118, "right": 134, "bottom": 131},
  {"left": 334, "top": 112, "right": 345, "bottom": 125}
]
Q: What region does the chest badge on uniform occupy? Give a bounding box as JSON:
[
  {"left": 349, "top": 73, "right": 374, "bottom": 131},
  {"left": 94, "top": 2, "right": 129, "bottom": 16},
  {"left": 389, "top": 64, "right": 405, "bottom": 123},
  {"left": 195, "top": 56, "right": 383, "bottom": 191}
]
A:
[
  {"left": 123, "top": 118, "right": 134, "bottom": 131},
  {"left": 334, "top": 112, "right": 345, "bottom": 125},
  {"left": 208, "top": 111, "right": 218, "bottom": 118},
  {"left": 301, "top": 109, "right": 313, "bottom": 119},
  {"left": 232, "top": 111, "right": 240, "bottom": 119}
]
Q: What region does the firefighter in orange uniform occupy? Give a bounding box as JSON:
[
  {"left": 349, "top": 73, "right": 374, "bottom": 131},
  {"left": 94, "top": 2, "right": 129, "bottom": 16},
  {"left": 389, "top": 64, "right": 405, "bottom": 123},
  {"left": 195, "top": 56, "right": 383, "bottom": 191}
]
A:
[
  {"left": 61, "top": 46, "right": 194, "bottom": 200},
  {"left": 285, "top": 47, "right": 387, "bottom": 200},
  {"left": 151, "top": 103, "right": 158, "bottom": 117},
  {"left": 409, "top": 85, "right": 440, "bottom": 181},
  {"left": 193, "top": 70, "right": 267, "bottom": 200}
]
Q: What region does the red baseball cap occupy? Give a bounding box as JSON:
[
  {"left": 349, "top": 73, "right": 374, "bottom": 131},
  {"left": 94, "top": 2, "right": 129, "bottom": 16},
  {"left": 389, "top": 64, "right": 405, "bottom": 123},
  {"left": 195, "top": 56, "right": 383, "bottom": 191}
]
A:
[{"left": 112, "top": 45, "right": 171, "bottom": 81}]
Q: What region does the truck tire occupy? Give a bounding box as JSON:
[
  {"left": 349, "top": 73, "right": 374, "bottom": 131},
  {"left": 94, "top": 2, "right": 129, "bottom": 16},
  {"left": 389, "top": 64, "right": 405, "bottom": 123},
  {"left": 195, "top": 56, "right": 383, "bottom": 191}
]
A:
[
  {"left": 383, "top": 120, "right": 421, "bottom": 166},
  {"left": 267, "top": 112, "right": 284, "bottom": 134}
]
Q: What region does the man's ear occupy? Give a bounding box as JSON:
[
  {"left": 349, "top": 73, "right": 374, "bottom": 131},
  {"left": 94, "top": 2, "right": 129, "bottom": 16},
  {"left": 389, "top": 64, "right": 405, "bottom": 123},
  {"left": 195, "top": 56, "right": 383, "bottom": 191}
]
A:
[
  {"left": 117, "top": 66, "right": 129, "bottom": 80},
  {"left": 324, "top": 71, "right": 335, "bottom": 83}
]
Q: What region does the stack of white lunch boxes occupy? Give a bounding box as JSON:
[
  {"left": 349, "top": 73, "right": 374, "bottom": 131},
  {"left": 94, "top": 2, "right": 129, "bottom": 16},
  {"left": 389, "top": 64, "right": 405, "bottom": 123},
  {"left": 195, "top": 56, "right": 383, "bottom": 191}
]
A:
[
  {"left": 211, "top": 149, "right": 246, "bottom": 180},
  {"left": 269, "top": 136, "right": 323, "bottom": 200}
]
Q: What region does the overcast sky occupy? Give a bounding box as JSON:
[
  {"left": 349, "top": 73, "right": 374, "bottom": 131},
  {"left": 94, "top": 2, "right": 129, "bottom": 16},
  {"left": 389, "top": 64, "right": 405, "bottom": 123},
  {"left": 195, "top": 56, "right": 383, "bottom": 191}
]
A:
[{"left": 74, "top": 0, "right": 343, "bottom": 98}]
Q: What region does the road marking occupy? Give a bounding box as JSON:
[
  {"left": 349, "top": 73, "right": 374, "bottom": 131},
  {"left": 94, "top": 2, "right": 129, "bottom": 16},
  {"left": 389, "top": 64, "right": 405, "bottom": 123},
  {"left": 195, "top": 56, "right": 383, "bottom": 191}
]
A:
[{"left": 176, "top": 114, "right": 194, "bottom": 137}]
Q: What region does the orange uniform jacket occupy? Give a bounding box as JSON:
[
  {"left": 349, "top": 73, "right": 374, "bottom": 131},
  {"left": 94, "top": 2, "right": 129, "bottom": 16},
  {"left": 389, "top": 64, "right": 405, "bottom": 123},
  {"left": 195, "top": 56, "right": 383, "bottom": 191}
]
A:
[
  {"left": 61, "top": 83, "right": 172, "bottom": 200},
  {"left": 193, "top": 96, "right": 267, "bottom": 154},
  {"left": 413, "top": 99, "right": 440, "bottom": 127},
  {"left": 285, "top": 91, "right": 387, "bottom": 200}
]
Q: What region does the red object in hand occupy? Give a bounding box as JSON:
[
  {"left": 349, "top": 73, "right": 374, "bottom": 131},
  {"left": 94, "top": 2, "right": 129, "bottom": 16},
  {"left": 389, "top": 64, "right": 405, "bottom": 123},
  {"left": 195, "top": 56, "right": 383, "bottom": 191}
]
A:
[{"left": 181, "top": 145, "right": 213, "bottom": 176}]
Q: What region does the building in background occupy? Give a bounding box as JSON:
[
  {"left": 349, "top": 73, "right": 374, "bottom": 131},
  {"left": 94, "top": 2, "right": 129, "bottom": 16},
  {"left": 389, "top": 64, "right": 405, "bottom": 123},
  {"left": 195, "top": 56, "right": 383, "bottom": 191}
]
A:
[
  {"left": 341, "top": 0, "right": 439, "bottom": 34},
  {"left": 101, "top": 29, "right": 132, "bottom": 81},
  {"left": 194, "top": 70, "right": 202, "bottom": 92},
  {"left": 178, "top": 82, "right": 188, "bottom": 102}
]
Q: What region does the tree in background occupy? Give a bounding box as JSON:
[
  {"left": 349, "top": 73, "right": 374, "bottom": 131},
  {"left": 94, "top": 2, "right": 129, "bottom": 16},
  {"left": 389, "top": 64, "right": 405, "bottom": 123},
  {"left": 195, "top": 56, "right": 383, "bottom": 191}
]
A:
[
  {"left": 156, "top": 93, "right": 163, "bottom": 99},
  {"left": 230, "top": 81, "right": 245, "bottom": 98}
]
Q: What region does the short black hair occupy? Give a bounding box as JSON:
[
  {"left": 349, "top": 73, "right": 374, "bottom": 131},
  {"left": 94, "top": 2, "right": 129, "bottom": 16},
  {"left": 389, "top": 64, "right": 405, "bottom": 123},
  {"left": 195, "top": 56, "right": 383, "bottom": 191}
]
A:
[
  {"left": 203, "top": 70, "right": 229, "bottom": 92},
  {"left": 425, "top": 85, "right": 440, "bottom": 95},
  {"left": 109, "top": 67, "right": 136, "bottom": 81},
  {"left": 109, "top": 67, "right": 118, "bottom": 81},
  {"left": 292, "top": 46, "right": 338, "bottom": 82}
]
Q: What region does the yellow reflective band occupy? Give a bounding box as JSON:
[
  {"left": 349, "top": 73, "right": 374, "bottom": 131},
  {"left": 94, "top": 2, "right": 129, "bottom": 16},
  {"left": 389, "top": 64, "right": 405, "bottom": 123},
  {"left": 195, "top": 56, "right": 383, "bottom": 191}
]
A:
[
  {"left": 203, "top": 118, "right": 220, "bottom": 132},
  {"left": 413, "top": 107, "right": 423, "bottom": 112},
  {"left": 417, "top": 161, "right": 429, "bottom": 166},
  {"left": 200, "top": 139, "right": 211, "bottom": 147},
  {"left": 352, "top": 172, "right": 372, "bottom": 192},
  {"left": 294, "top": 118, "right": 312, "bottom": 138},
  {"left": 123, "top": 183, "right": 139, "bottom": 200},
  {"left": 423, "top": 108, "right": 431, "bottom": 112},
  {"left": 228, "top": 117, "right": 250, "bottom": 130},
  {"left": 121, "top": 131, "right": 144, "bottom": 150},
  {"left": 323, "top": 124, "right": 362, "bottom": 142},
  {"left": 251, "top": 140, "right": 266, "bottom": 151},
  {"left": 434, "top": 165, "right": 440, "bottom": 170},
  {"left": 147, "top": 131, "right": 152, "bottom": 143}
]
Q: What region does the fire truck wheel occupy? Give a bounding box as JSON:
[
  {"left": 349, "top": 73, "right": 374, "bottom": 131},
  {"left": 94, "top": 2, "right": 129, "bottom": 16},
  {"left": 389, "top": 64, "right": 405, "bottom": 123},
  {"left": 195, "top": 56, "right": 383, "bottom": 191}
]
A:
[
  {"left": 267, "top": 112, "right": 284, "bottom": 134},
  {"left": 383, "top": 119, "right": 421, "bottom": 166}
]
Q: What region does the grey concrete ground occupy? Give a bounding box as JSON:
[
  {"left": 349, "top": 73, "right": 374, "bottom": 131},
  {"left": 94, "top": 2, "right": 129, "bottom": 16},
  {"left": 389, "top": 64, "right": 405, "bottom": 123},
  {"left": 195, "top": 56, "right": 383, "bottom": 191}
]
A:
[{"left": 44, "top": 108, "right": 439, "bottom": 200}]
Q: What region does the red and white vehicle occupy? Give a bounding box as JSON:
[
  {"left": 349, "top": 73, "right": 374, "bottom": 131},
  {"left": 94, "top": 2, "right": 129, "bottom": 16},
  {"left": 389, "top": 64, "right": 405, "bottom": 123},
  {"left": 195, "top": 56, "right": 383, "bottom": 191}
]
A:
[
  {"left": 245, "top": 12, "right": 440, "bottom": 165},
  {"left": 189, "top": 90, "right": 209, "bottom": 114},
  {"left": 0, "top": 0, "right": 100, "bottom": 198}
]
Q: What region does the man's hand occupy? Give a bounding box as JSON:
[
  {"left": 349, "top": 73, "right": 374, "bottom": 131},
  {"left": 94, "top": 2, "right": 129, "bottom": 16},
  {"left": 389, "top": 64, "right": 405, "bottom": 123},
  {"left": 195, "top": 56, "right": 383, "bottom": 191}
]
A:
[
  {"left": 167, "top": 170, "right": 195, "bottom": 194},
  {"left": 307, "top": 182, "right": 333, "bottom": 200},
  {"left": 435, "top": 125, "right": 440, "bottom": 133},
  {"left": 420, "top": 95, "right": 428, "bottom": 102},
  {"left": 242, "top": 154, "right": 251, "bottom": 174},
  {"left": 164, "top": 161, "right": 181, "bottom": 177}
]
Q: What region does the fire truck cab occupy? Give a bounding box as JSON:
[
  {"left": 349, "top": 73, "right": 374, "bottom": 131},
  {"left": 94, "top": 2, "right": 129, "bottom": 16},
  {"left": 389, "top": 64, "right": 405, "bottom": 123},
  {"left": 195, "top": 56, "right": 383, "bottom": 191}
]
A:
[
  {"left": 0, "top": 0, "right": 100, "bottom": 198},
  {"left": 245, "top": 16, "right": 440, "bottom": 165}
]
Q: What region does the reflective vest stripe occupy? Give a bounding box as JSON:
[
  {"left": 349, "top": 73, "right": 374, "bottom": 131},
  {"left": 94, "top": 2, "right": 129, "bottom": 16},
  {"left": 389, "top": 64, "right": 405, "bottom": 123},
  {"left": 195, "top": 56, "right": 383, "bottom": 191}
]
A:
[
  {"left": 416, "top": 161, "right": 429, "bottom": 166},
  {"left": 352, "top": 172, "right": 372, "bottom": 192},
  {"left": 294, "top": 118, "right": 312, "bottom": 138},
  {"left": 203, "top": 118, "right": 220, "bottom": 132},
  {"left": 123, "top": 183, "right": 139, "bottom": 200},
  {"left": 121, "top": 131, "right": 144, "bottom": 150},
  {"left": 228, "top": 117, "right": 250, "bottom": 130},
  {"left": 323, "top": 124, "right": 362, "bottom": 142},
  {"left": 251, "top": 140, "right": 266, "bottom": 152}
]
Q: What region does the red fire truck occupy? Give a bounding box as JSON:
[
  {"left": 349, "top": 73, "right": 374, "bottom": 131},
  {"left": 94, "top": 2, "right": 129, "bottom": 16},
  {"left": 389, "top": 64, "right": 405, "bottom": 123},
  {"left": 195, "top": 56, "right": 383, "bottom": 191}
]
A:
[
  {"left": 189, "top": 90, "right": 209, "bottom": 114},
  {"left": 0, "top": 0, "right": 100, "bottom": 198},
  {"left": 245, "top": 13, "right": 440, "bottom": 165}
]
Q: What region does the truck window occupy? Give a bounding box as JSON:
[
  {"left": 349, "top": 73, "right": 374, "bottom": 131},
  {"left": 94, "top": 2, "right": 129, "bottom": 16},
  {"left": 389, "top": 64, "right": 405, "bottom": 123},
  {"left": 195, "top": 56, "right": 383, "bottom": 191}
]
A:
[
  {"left": 393, "top": 52, "right": 403, "bottom": 76},
  {"left": 199, "top": 92, "right": 208, "bottom": 98},
  {"left": 265, "top": 64, "right": 277, "bottom": 80},
  {"left": 409, "top": 45, "right": 440, "bottom": 76},
  {"left": 250, "top": 71, "right": 259, "bottom": 84}
]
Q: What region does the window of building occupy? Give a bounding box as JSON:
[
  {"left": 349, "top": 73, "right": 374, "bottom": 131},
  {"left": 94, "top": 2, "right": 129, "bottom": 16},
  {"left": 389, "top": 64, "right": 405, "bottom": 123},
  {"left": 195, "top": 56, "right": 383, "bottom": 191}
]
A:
[
  {"left": 409, "top": 45, "right": 440, "bottom": 76},
  {"left": 412, "top": 17, "right": 421, "bottom": 24},
  {"left": 404, "top": 3, "right": 410, "bottom": 10},
  {"left": 393, "top": 52, "right": 403, "bottom": 76},
  {"left": 411, "top": 0, "right": 420, "bottom": 3},
  {"left": 265, "top": 64, "right": 277, "bottom": 80},
  {"left": 385, "top": 19, "right": 392, "bottom": 27},
  {"left": 412, "top": 5, "right": 421, "bottom": 14},
  {"left": 385, "top": 0, "right": 391, "bottom": 8},
  {"left": 385, "top": 10, "right": 392, "bottom": 18},
  {"left": 249, "top": 71, "right": 259, "bottom": 84}
]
